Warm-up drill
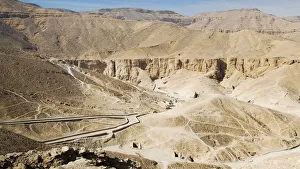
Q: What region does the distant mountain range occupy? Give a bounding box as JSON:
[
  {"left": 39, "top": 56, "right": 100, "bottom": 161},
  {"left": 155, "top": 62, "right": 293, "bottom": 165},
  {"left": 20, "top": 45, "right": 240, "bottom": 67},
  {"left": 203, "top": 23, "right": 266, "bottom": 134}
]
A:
[
  {"left": 284, "top": 16, "right": 300, "bottom": 22},
  {"left": 188, "top": 8, "right": 300, "bottom": 33},
  {"left": 83, "top": 8, "right": 193, "bottom": 26},
  {"left": 1, "top": 0, "right": 300, "bottom": 34},
  {"left": 0, "top": 0, "right": 299, "bottom": 59},
  {"left": 84, "top": 7, "right": 300, "bottom": 34}
]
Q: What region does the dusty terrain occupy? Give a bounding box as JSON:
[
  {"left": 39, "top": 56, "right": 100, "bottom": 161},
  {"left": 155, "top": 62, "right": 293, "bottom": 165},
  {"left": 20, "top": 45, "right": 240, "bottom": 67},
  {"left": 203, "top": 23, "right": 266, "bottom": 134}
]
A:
[
  {"left": 87, "top": 7, "right": 300, "bottom": 43},
  {"left": 84, "top": 8, "right": 192, "bottom": 26},
  {"left": 1, "top": 0, "right": 300, "bottom": 168},
  {"left": 85, "top": 7, "right": 300, "bottom": 34},
  {"left": 0, "top": 129, "right": 46, "bottom": 155},
  {"left": 2, "top": 2, "right": 300, "bottom": 59},
  {"left": 189, "top": 9, "right": 300, "bottom": 33},
  {"left": 284, "top": 16, "right": 300, "bottom": 23}
]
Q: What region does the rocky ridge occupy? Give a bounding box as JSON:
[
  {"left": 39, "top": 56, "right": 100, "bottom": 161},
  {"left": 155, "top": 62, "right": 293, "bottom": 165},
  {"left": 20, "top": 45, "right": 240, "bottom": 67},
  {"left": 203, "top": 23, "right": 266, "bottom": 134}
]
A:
[
  {"left": 284, "top": 16, "right": 300, "bottom": 23},
  {"left": 0, "top": 147, "right": 142, "bottom": 169},
  {"left": 65, "top": 57, "right": 300, "bottom": 85},
  {"left": 84, "top": 7, "right": 300, "bottom": 36},
  {"left": 0, "top": 146, "right": 228, "bottom": 169},
  {"left": 2, "top": 1, "right": 300, "bottom": 59},
  {"left": 189, "top": 8, "right": 300, "bottom": 34},
  {"left": 2, "top": 1, "right": 300, "bottom": 36},
  {"left": 84, "top": 8, "right": 193, "bottom": 26}
]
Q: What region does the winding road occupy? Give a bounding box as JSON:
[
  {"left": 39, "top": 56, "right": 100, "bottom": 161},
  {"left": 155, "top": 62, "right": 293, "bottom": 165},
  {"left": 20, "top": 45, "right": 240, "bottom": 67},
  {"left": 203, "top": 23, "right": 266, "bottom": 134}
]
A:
[
  {"left": 0, "top": 62, "right": 146, "bottom": 145},
  {"left": 0, "top": 114, "right": 143, "bottom": 144}
]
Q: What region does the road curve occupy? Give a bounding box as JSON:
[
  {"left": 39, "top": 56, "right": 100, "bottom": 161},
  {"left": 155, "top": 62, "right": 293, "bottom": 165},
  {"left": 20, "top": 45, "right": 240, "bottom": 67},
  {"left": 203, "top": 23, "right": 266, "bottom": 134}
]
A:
[
  {"left": 0, "top": 113, "right": 144, "bottom": 144},
  {"left": 0, "top": 114, "right": 138, "bottom": 125},
  {"left": 44, "top": 115, "right": 140, "bottom": 144}
]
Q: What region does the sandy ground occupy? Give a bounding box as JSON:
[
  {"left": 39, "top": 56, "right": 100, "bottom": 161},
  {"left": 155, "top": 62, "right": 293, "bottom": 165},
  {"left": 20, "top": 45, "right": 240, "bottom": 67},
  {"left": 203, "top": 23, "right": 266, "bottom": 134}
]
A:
[
  {"left": 230, "top": 64, "right": 300, "bottom": 116},
  {"left": 227, "top": 145, "right": 300, "bottom": 169},
  {"left": 154, "top": 70, "right": 225, "bottom": 101},
  {"left": 104, "top": 68, "right": 300, "bottom": 168}
]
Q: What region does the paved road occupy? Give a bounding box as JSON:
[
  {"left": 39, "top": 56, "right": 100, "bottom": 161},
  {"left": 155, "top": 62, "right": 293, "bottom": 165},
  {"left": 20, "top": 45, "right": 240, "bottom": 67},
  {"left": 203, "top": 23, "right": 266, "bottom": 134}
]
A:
[
  {"left": 0, "top": 114, "right": 137, "bottom": 125},
  {"left": 44, "top": 115, "right": 140, "bottom": 144},
  {"left": 0, "top": 113, "right": 142, "bottom": 144}
]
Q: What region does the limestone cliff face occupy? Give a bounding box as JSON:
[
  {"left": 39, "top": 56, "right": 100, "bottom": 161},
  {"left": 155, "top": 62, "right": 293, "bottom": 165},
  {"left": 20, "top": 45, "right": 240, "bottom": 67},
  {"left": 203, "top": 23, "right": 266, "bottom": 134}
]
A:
[
  {"left": 66, "top": 57, "right": 300, "bottom": 84},
  {"left": 226, "top": 57, "right": 300, "bottom": 78},
  {"left": 104, "top": 58, "right": 227, "bottom": 83},
  {"left": 65, "top": 58, "right": 226, "bottom": 84}
]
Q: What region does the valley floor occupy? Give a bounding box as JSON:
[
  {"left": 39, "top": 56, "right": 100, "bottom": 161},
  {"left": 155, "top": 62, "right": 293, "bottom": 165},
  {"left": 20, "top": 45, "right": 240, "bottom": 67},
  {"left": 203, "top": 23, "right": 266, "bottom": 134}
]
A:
[{"left": 1, "top": 58, "right": 300, "bottom": 169}]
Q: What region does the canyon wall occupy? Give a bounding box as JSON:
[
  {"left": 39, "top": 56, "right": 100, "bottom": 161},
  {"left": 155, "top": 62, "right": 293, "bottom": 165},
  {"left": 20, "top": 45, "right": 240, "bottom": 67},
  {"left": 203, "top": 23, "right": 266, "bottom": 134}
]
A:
[
  {"left": 66, "top": 58, "right": 227, "bottom": 82},
  {"left": 226, "top": 57, "right": 299, "bottom": 78},
  {"left": 65, "top": 57, "right": 300, "bottom": 84},
  {"left": 106, "top": 58, "right": 227, "bottom": 81}
]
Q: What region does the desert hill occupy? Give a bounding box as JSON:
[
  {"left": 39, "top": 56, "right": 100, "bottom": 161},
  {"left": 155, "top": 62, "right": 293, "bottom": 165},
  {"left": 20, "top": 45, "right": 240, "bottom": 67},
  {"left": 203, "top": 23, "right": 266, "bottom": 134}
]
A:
[
  {"left": 85, "top": 8, "right": 192, "bottom": 26},
  {"left": 0, "top": 20, "right": 34, "bottom": 53},
  {"left": 0, "top": 0, "right": 77, "bottom": 13},
  {"left": 112, "top": 94, "right": 300, "bottom": 163},
  {"left": 1, "top": 0, "right": 300, "bottom": 59},
  {"left": 230, "top": 63, "right": 300, "bottom": 115},
  {"left": 189, "top": 8, "right": 300, "bottom": 33},
  {"left": 284, "top": 16, "right": 300, "bottom": 22},
  {"left": 0, "top": 129, "right": 45, "bottom": 155},
  {"left": 2, "top": 14, "right": 300, "bottom": 60},
  {"left": 23, "top": 19, "right": 300, "bottom": 59},
  {"left": 0, "top": 0, "right": 77, "bottom": 21},
  {"left": 0, "top": 0, "right": 39, "bottom": 12},
  {"left": 84, "top": 7, "right": 300, "bottom": 36}
]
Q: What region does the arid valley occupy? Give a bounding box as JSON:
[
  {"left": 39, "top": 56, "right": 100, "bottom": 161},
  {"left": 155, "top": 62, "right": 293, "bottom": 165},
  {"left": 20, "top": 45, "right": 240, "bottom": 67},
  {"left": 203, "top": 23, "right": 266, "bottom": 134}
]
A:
[{"left": 1, "top": 0, "right": 300, "bottom": 168}]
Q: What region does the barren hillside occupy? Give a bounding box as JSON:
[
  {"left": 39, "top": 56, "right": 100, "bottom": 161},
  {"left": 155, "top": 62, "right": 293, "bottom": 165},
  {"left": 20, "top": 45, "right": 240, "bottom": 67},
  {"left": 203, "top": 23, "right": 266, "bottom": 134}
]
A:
[
  {"left": 1, "top": 1, "right": 300, "bottom": 59},
  {"left": 112, "top": 95, "right": 300, "bottom": 163},
  {"left": 2, "top": 15, "right": 300, "bottom": 60},
  {"left": 0, "top": 20, "right": 34, "bottom": 52},
  {"left": 0, "top": 0, "right": 38, "bottom": 12},
  {"left": 189, "top": 8, "right": 300, "bottom": 33},
  {"left": 85, "top": 8, "right": 192, "bottom": 26},
  {"left": 284, "top": 16, "right": 300, "bottom": 22},
  {"left": 84, "top": 7, "right": 300, "bottom": 37}
]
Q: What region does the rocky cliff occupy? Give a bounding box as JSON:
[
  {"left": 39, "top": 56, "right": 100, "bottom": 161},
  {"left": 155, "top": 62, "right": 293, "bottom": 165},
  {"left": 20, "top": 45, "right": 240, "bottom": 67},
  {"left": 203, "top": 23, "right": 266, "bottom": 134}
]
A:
[
  {"left": 66, "top": 58, "right": 226, "bottom": 82},
  {"left": 225, "top": 57, "right": 299, "bottom": 78},
  {"left": 0, "top": 146, "right": 158, "bottom": 169},
  {"left": 65, "top": 57, "right": 300, "bottom": 86}
]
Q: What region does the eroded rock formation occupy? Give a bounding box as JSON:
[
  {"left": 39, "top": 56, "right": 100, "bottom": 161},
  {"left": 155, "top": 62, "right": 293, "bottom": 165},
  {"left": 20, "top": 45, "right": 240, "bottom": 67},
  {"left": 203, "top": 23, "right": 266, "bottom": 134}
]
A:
[
  {"left": 0, "top": 147, "right": 144, "bottom": 169},
  {"left": 225, "top": 57, "right": 300, "bottom": 78},
  {"left": 65, "top": 57, "right": 300, "bottom": 84}
]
